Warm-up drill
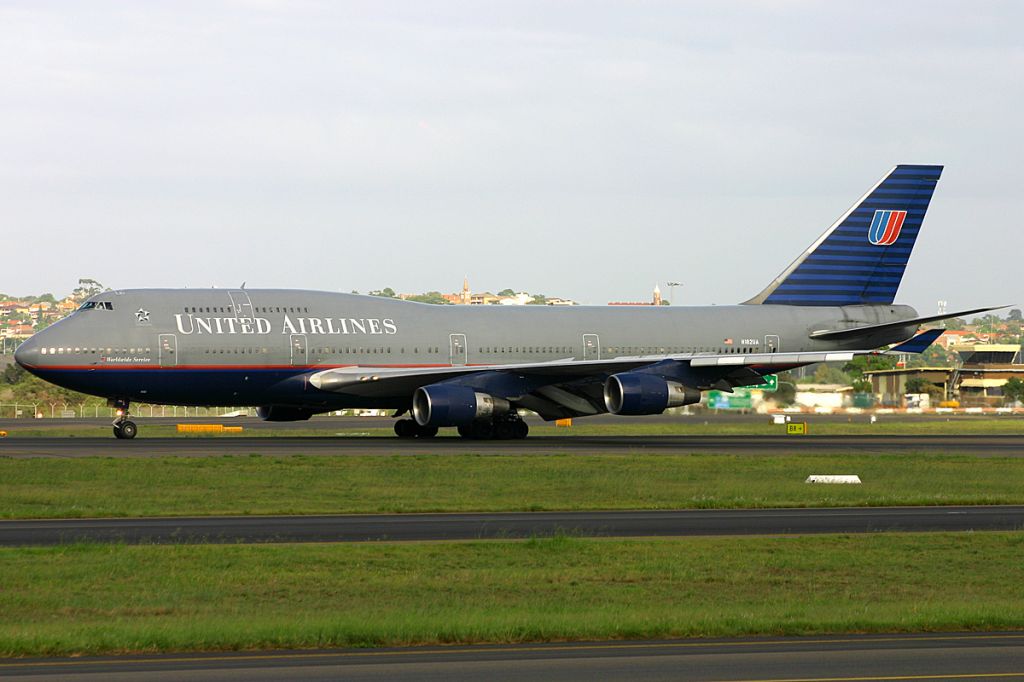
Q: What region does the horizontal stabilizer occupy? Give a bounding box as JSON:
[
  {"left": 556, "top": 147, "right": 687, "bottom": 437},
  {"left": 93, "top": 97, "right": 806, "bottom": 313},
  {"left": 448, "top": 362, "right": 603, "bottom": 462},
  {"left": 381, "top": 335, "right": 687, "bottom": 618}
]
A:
[
  {"left": 888, "top": 329, "right": 944, "bottom": 354},
  {"left": 808, "top": 305, "right": 1009, "bottom": 341}
]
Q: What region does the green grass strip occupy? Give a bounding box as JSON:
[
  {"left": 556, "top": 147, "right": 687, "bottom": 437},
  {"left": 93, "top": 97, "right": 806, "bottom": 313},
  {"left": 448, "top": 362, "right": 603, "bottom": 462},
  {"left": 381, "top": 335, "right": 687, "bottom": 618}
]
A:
[
  {"left": 2, "top": 452, "right": 1024, "bottom": 519},
  {"left": 0, "top": 533, "right": 1022, "bottom": 656}
]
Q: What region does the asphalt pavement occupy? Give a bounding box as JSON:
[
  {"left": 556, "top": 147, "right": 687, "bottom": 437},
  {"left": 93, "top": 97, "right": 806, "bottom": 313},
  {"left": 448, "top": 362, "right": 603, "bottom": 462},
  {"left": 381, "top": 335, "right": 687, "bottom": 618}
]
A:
[
  {"left": 3, "top": 505, "right": 1022, "bottom": 545},
  {"left": 2, "top": 632, "right": 1022, "bottom": 681},
  {"left": 3, "top": 433, "right": 1024, "bottom": 457}
]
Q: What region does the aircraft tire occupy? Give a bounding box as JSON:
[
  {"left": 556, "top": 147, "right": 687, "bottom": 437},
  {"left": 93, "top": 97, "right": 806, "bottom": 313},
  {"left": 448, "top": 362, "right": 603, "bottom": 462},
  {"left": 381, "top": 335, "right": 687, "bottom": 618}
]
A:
[
  {"left": 113, "top": 424, "right": 124, "bottom": 439},
  {"left": 513, "top": 420, "right": 529, "bottom": 439},
  {"left": 471, "top": 421, "right": 493, "bottom": 439},
  {"left": 493, "top": 421, "right": 515, "bottom": 440},
  {"left": 415, "top": 424, "right": 439, "bottom": 439},
  {"left": 394, "top": 420, "right": 417, "bottom": 439},
  {"left": 118, "top": 421, "right": 138, "bottom": 440}
]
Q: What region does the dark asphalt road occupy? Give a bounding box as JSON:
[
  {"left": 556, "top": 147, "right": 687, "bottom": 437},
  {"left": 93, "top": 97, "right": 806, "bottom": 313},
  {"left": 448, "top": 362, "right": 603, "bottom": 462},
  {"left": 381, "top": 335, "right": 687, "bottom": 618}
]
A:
[
  {"left": 3, "top": 412, "right": 1014, "bottom": 431},
  {"left": 2, "top": 632, "right": 1023, "bottom": 681},
  {"left": 3, "top": 434, "right": 1024, "bottom": 457},
  {"left": 3, "top": 505, "right": 1022, "bottom": 546}
]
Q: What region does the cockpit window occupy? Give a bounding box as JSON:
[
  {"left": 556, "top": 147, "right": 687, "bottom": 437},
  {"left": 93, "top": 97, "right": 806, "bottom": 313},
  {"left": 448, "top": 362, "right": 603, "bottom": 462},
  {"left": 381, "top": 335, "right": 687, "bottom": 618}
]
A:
[
  {"left": 79, "top": 302, "right": 96, "bottom": 310},
  {"left": 79, "top": 301, "right": 113, "bottom": 311}
]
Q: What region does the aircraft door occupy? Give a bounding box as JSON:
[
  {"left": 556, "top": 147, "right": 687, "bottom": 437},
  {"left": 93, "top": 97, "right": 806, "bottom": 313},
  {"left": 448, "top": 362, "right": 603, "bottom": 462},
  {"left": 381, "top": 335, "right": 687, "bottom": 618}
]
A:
[
  {"left": 765, "top": 335, "right": 780, "bottom": 353},
  {"left": 290, "top": 334, "right": 308, "bottom": 365},
  {"left": 582, "top": 333, "right": 601, "bottom": 361},
  {"left": 158, "top": 334, "right": 177, "bottom": 367},
  {"left": 449, "top": 333, "right": 467, "bottom": 366},
  {"left": 228, "top": 290, "right": 254, "bottom": 319}
]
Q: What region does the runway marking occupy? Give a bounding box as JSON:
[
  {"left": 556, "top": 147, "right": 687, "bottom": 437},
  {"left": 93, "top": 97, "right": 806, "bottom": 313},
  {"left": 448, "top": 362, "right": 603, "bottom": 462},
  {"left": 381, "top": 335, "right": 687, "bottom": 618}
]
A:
[
  {"left": 724, "top": 671, "right": 1024, "bottom": 675},
  {"left": 0, "top": 633, "right": 1021, "bottom": 669}
]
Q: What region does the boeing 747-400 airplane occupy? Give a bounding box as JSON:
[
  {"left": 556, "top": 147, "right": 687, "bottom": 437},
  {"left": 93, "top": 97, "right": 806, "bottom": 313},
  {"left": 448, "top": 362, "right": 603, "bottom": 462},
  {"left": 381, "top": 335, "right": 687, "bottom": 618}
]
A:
[{"left": 14, "top": 165, "right": 1003, "bottom": 439}]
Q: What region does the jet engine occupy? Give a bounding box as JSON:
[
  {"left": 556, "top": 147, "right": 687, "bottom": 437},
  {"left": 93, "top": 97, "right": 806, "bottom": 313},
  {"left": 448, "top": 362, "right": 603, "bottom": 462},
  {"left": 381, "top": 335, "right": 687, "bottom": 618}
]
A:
[
  {"left": 412, "top": 384, "right": 510, "bottom": 427},
  {"left": 603, "top": 373, "right": 701, "bottom": 416},
  {"left": 257, "top": 405, "right": 314, "bottom": 422}
]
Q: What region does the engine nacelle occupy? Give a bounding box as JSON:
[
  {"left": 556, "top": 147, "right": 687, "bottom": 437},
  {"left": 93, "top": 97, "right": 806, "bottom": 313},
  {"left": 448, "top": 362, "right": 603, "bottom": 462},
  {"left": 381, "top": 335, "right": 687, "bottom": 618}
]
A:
[
  {"left": 603, "top": 373, "right": 701, "bottom": 416},
  {"left": 412, "top": 385, "right": 510, "bottom": 427},
  {"left": 257, "top": 405, "right": 314, "bottom": 422}
]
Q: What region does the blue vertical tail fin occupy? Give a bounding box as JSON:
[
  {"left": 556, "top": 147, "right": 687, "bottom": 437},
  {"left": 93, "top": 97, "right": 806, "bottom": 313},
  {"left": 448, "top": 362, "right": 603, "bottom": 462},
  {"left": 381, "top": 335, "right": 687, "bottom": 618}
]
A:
[{"left": 745, "top": 164, "right": 943, "bottom": 306}]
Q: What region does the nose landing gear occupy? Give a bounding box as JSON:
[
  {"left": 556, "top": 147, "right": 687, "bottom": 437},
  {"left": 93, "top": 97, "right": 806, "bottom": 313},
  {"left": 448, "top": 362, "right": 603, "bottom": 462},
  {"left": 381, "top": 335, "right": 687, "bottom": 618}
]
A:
[{"left": 111, "top": 399, "right": 137, "bottom": 439}]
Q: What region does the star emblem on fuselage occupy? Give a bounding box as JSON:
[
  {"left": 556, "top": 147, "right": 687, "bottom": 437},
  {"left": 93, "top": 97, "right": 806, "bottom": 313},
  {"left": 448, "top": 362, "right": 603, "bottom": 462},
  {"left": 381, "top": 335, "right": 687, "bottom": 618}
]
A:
[{"left": 135, "top": 308, "right": 150, "bottom": 323}]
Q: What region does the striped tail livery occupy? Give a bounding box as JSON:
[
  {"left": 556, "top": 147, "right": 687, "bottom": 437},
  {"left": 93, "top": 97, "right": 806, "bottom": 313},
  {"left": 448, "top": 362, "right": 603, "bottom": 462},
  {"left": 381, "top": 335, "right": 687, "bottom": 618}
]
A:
[{"left": 746, "top": 164, "right": 943, "bottom": 307}]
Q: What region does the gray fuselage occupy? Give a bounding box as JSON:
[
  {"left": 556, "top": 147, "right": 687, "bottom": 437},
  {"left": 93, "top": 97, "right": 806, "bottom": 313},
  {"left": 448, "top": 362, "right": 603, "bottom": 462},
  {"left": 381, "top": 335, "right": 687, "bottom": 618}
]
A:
[{"left": 14, "top": 288, "right": 919, "bottom": 410}]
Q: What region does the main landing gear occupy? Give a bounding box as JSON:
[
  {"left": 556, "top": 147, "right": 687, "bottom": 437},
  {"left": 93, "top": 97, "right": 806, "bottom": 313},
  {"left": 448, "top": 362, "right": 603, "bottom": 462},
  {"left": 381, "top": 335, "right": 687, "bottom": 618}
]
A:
[
  {"left": 393, "top": 415, "right": 530, "bottom": 440},
  {"left": 393, "top": 420, "right": 439, "bottom": 439},
  {"left": 457, "top": 415, "right": 529, "bottom": 440},
  {"left": 111, "top": 399, "right": 137, "bottom": 440}
]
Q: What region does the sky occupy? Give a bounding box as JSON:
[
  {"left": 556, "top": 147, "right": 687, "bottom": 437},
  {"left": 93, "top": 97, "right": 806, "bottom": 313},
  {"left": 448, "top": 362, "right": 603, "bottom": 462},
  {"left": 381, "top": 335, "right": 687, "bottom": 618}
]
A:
[{"left": 1, "top": 0, "right": 1021, "bottom": 313}]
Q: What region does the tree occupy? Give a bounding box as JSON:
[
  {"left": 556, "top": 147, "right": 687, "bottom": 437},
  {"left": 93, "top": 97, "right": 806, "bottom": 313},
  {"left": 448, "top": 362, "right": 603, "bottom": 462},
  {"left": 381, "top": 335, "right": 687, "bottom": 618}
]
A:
[
  {"left": 843, "top": 355, "right": 898, "bottom": 378},
  {"left": 72, "top": 278, "right": 106, "bottom": 301},
  {"left": 852, "top": 378, "right": 873, "bottom": 393},
  {"left": 405, "top": 291, "right": 451, "bottom": 305},
  {"left": 370, "top": 287, "right": 396, "bottom": 298},
  {"left": 1003, "top": 377, "right": 1024, "bottom": 405},
  {"left": 3, "top": 363, "right": 25, "bottom": 385},
  {"left": 497, "top": 289, "right": 516, "bottom": 297},
  {"left": 527, "top": 294, "right": 548, "bottom": 305},
  {"left": 943, "top": 317, "right": 966, "bottom": 331},
  {"left": 812, "top": 363, "right": 850, "bottom": 385},
  {"left": 905, "top": 377, "right": 930, "bottom": 394}
]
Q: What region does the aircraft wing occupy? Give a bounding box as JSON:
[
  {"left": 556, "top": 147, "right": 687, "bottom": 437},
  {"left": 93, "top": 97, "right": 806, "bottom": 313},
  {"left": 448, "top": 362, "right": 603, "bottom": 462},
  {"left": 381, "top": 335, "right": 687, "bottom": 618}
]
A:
[{"left": 309, "top": 329, "right": 943, "bottom": 420}]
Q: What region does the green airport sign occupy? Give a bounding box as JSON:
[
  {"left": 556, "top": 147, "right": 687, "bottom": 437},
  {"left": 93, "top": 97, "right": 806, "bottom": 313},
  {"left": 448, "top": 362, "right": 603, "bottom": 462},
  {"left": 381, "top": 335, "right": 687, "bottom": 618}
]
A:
[
  {"left": 748, "top": 374, "right": 778, "bottom": 392},
  {"left": 706, "top": 389, "right": 754, "bottom": 409}
]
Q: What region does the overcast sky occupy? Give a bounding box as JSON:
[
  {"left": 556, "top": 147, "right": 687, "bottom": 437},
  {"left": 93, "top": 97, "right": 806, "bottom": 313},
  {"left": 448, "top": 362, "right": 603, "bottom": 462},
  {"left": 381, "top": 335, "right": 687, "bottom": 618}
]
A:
[{"left": 2, "top": 1, "right": 1021, "bottom": 313}]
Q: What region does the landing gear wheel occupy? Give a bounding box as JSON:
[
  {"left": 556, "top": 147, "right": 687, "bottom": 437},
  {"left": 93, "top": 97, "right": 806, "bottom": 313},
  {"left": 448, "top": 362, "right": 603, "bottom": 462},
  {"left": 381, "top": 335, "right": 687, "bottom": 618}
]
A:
[
  {"left": 415, "top": 424, "right": 439, "bottom": 439},
  {"left": 512, "top": 420, "right": 529, "bottom": 439},
  {"left": 471, "top": 421, "right": 494, "bottom": 440},
  {"left": 394, "top": 420, "right": 417, "bottom": 439},
  {"left": 493, "top": 421, "right": 515, "bottom": 440},
  {"left": 111, "top": 399, "right": 135, "bottom": 440},
  {"left": 113, "top": 420, "right": 137, "bottom": 439}
]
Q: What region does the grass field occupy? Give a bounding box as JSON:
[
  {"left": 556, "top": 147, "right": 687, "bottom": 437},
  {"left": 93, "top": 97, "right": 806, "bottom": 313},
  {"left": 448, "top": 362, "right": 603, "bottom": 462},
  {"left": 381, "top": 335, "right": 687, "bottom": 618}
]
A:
[
  {"left": 0, "top": 532, "right": 1021, "bottom": 656},
  {"left": 4, "top": 417, "right": 1024, "bottom": 438},
  {"left": 3, "top": 452, "right": 1024, "bottom": 518}
]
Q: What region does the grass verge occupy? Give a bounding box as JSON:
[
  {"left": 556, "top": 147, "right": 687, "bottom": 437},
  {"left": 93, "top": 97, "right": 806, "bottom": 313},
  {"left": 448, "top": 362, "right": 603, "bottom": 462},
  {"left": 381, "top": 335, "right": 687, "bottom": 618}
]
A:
[
  {"left": 0, "top": 533, "right": 1022, "bottom": 656},
  {"left": 2, "top": 452, "right": 1024, "bottom": 518}
]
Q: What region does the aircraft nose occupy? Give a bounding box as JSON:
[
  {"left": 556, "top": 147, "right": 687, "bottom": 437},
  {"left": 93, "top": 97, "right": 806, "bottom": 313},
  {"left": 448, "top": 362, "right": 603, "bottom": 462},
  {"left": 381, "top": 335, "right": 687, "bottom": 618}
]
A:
[{"left": 13, "top": 336, "right": 39, "bottom": 369}]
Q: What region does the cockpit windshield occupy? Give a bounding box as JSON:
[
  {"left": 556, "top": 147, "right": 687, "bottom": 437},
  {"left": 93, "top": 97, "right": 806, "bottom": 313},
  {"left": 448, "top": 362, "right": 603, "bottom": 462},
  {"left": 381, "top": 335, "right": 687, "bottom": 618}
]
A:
[{"left": 79, "top": 301, "right": 113, "bottom": 311}]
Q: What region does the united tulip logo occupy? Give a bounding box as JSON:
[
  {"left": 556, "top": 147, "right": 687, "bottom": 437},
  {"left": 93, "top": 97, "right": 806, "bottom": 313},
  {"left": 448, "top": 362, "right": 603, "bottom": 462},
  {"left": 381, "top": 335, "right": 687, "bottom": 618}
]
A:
[{"left": 868, "top": 210, "right": 907, "bottom": 246}]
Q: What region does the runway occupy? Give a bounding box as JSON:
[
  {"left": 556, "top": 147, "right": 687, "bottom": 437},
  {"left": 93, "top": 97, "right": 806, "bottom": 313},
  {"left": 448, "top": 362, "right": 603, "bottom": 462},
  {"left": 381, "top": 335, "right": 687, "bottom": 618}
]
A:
[
  {"left": 4, "top": 434, "right": 1024, "bottom": 457},
  {"left": 3, "top": 505, "right": 1022, "bottom": 546},
  {"left": 2, "top": 632, "right": 1023, "bottom": 681}
]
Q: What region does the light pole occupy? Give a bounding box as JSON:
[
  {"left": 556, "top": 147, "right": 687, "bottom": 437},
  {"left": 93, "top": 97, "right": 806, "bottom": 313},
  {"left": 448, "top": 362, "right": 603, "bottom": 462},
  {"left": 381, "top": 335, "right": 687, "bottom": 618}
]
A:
[{"left": 666, "top": 282, "right": 682, "bottom": 305}]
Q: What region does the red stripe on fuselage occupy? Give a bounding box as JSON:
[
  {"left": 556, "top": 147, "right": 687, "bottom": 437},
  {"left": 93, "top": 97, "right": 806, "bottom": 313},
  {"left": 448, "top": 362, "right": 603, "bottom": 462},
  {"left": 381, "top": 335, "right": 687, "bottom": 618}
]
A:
[{"left": 28, "top": 363, "right": 487, "bottom": 371}]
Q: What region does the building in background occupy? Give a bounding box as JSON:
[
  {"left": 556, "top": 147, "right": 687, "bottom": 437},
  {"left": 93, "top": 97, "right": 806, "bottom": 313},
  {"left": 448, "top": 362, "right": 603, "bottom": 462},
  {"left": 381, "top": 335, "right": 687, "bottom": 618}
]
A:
[{"left": 865, "top": 343, "right": 1024, "bottom": 406}]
